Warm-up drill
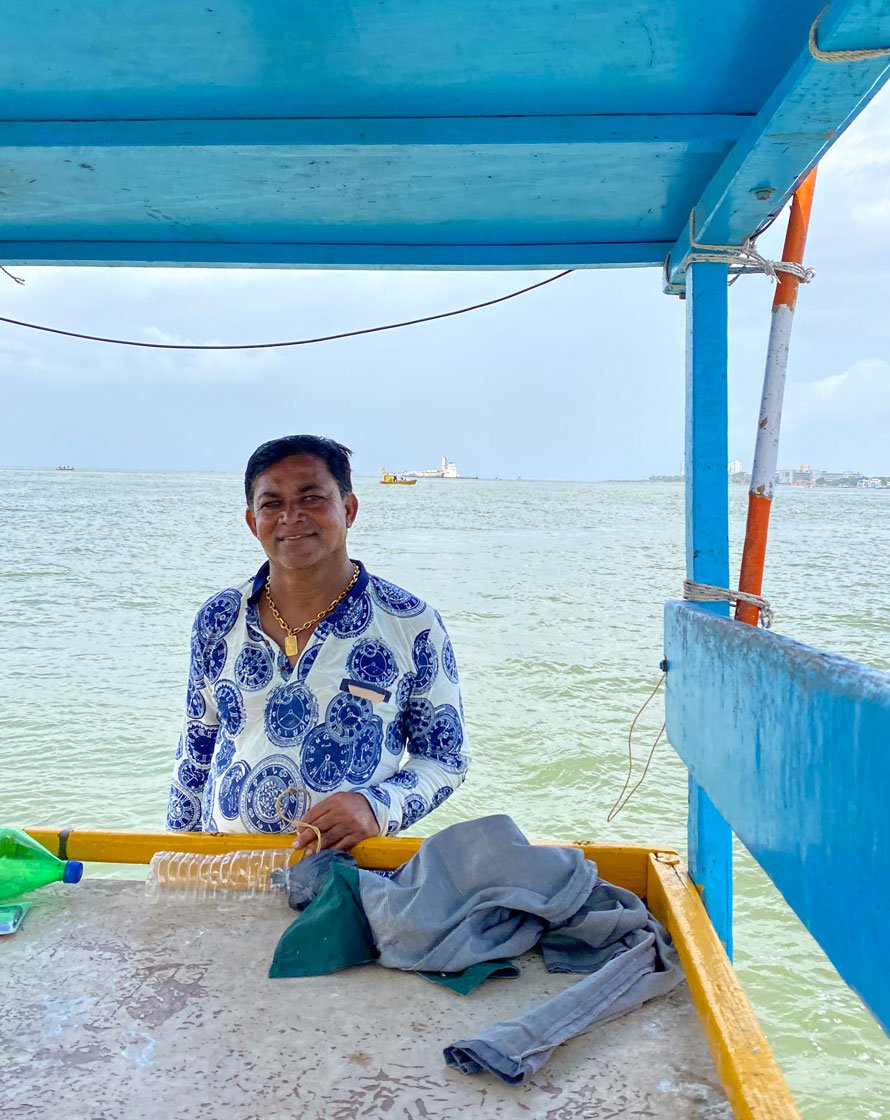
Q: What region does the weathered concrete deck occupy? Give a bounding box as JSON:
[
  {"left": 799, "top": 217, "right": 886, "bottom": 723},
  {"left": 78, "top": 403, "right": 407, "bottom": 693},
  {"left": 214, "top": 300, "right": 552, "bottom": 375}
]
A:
[{"left": 2, "top": 881, "right": 730, "bottom": 1120}]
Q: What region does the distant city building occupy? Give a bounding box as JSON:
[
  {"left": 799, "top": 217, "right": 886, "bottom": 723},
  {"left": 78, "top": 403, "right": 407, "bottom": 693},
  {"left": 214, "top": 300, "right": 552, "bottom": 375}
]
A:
[
  {"left": 728, "top": 459, "right": 744, "bottom": 476},
  {"left": 776, "top": 465, "right": 813, "bottom": 486},
  {"left": 776, "top": 464, "right": 868, "bottom": 487}
]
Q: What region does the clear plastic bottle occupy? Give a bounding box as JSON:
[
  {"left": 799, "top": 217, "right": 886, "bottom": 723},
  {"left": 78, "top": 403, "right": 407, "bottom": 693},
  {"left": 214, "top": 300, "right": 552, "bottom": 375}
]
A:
[
  {"left": 145, "top": 848, "right": 295, "bottom": 903},
  {"left": 0, "top": 827, "right": 83, "bottom": 902}
]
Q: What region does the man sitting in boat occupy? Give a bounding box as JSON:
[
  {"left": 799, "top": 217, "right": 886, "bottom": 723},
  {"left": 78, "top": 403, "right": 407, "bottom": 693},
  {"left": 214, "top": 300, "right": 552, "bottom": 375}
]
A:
[{"left": 166, "top": 434, "right": 470, "bottom": 849}]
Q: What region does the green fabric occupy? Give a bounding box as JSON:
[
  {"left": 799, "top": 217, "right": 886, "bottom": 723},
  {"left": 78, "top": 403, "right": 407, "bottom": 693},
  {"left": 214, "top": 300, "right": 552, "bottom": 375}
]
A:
[
  {"left": 419, "top": 959, "right": 520, "bottom": 996},
  {"left": 269, "top": 863, "right": 378, "bottom": 978}
]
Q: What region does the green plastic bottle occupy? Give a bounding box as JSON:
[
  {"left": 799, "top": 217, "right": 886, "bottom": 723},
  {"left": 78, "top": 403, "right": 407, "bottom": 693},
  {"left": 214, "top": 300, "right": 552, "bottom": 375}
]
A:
[{"left": 0, "top": 828, "right": 83, "bottom": 901}]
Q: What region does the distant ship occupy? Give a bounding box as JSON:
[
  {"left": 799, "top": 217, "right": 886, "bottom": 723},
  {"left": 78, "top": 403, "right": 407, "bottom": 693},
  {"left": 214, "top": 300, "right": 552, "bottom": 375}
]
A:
[
  {"left": 402, "top": 455, "right": 460, "bottom": 479},
  {"left": 55, "top": 466, "right": 75, "bottom": 471}
]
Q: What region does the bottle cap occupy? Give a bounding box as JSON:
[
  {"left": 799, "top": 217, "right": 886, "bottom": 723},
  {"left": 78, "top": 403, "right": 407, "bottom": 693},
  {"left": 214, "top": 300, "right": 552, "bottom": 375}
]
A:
[{"left": 63, "top": 861, "right": 83, "bottom": 884}]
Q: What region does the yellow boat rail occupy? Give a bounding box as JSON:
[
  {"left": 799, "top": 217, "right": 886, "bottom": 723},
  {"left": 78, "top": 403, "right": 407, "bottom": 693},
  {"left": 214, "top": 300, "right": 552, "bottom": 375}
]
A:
[{"left": 22, "top": 826, "right": 799, "bottom": 1119}]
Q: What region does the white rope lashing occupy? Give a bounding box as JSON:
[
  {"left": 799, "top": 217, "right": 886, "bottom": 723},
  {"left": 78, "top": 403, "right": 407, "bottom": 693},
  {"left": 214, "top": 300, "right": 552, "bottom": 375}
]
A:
[
  {"left": 667, "top": 213, "right": 817, "bottom": 289},
  {"left": 683, "top": 580, "right": 774, "bottom": 629},
  {"left": 667, "top": 0, "right": 890, "bottom": 291}
]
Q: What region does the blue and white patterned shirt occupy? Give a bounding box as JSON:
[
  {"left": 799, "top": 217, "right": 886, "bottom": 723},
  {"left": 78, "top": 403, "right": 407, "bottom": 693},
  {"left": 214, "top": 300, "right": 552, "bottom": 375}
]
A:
[{"left": 166, "top": 561, "right": 469, "bottom": 836}]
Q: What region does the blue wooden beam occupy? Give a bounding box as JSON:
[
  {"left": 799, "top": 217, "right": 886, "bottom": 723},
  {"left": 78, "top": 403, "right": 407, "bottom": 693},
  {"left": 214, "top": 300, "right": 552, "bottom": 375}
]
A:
[
  {"left": 0, "top": 116, "right": 750, "bottom": 149},
  {"left": 683, "top": 260, "right": 733, "bottom": 955},
  {"left": 665, "top": 0, "right": 890, "bottom": 291},
  {"left": 0, "top": 241, "right": 671, "bottom": 270},
  {"left": 664, "top": 601, "right": 890, "bottom": 1033}
]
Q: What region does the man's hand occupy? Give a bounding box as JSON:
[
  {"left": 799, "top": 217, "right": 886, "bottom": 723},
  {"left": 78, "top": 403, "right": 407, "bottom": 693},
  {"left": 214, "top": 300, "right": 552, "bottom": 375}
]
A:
[{"left": 292, "top": 792, "right": 380, "bottom": 852}]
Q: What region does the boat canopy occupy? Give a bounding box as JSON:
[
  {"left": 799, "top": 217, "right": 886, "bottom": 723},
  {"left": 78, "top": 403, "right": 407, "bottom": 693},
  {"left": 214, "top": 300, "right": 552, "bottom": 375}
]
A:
[{"left": 2, "top": 0, "right": 889, "bottom": 286}]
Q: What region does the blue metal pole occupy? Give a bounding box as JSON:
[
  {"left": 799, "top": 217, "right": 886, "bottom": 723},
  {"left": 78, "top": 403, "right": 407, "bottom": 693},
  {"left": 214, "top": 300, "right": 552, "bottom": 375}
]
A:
[{"left": 684, "top": 260, "right": 733, "bottom": 957}]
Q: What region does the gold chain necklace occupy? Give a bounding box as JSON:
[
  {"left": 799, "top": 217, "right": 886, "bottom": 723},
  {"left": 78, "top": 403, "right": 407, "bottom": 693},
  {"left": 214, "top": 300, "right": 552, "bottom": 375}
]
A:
[{"left": 264, "top": 563, "right": 360, "bottom": 657}]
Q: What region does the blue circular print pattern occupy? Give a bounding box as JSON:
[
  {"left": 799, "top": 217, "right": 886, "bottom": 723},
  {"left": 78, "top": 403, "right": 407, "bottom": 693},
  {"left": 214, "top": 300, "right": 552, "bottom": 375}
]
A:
[
  {"left": 384, "top": 718, "right": 405, "bottom": 756},
  {"left": 347, "top": 638, "right": 399, "bottom": 688},
  {"left": 218, "top": 761, "right": 250, "bottom": 820},
  {"left": 235, "top": 645, "right": 273, "bottom": 692},
  {"left": 330, "top": 591, "right": 373, "bottom": 638},
  {"left": 405, "top": 696, "right": 435, "bottom": 739},
  {"left": 396, "top": 673, "right": 414, "bottom": 709},
  {"left": 239, "top": 754, "right": 307, "bottom": 834},
  {"left": 326, "top": 691, "right": 373, "bottom": 746},
  {"left": 430, "top": 786, "right": 454, "bottom": 810},
  {"left": 296, "top": 643, "right": 321, "bottom": 682},
  {"left": 177, "top": 758, "right": 209, "bottom": 790},
  {"left": 367, "top": 785, "right": 391, "bottom": 807},
  {"left": 204, "top": 638, "right": 227, "bottom": 684},
  {"left": 167, "top": 784, "right": 200, "bottom": 830},
  {"left": 189, "top": 636, "right": 204, "bottom": 685},
  {"left": 264, "top": 682, "right": 318, "bottom": 748},
  {"left": 214, "top": 680, "right": 245, "bottom": 737},
  {"left": 346, "top": 718, "right": 384, "bottom": 784},
  {"left": 186, "top": 678, "right": 206, "bottom": 720},
  {"left": 412, "top": 630, "right": 438, "bottom": 693},
  {"left": 429, "top": 704, "right": 464, "bottom": 757},
  {"left": 300, "top": 725, "right": 352, "bottom": 792},
  {"left": 401, "top": 794, "right": 429, "bottom": 829},
  {"left": 197, "top": 589, "right": 241, "bottom": 642},
  {"left": 370, "top": 576, "right": 426, "bottom": 617},
  {"left": 212, "top": 732, "right": 235, "bottom": 774},
  {"left": 442, "top": 637, "right": 459, "bottom": 684},
  {"left": 185, "top": 721, "right": 217, "bottom": 767},
  {"left": 388, "top": 769, "right": 419, "bottom": 790}
]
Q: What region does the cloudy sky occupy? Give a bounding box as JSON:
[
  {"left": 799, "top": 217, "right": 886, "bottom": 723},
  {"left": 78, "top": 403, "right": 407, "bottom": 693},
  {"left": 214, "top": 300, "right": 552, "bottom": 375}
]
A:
[{"left": 1, "top": 87, "right": 889, "bottom": 481}]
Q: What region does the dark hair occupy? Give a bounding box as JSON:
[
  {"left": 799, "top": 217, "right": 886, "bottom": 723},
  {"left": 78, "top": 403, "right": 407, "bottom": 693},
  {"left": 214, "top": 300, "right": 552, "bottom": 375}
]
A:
[{"left": 244, "top": 435, "right": 353, "bottom": 504}]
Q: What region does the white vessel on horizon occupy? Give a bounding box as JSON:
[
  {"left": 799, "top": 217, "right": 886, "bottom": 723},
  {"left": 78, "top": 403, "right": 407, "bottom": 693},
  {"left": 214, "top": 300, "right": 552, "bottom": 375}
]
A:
[{"left": 403, "top": 455, "right": 460, "bottom": 479}]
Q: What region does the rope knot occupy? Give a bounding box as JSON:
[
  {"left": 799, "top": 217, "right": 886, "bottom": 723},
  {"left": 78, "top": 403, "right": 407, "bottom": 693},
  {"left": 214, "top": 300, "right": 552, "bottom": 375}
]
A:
[
  {"left": 674, "top": 213, "right": 816, "bottom": 289},
  {"left": 683, "top": 580, "right": 774, "bottom": 629}
]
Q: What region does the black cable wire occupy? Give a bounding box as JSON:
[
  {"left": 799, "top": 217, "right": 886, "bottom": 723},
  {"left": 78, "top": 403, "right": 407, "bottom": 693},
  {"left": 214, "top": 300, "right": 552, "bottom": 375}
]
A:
[
  {"left": 0, "top": 268, "right": 574, "bottom": 351},
  {"left": 0, "top": 265, "right": 25, "bottom": 286}
]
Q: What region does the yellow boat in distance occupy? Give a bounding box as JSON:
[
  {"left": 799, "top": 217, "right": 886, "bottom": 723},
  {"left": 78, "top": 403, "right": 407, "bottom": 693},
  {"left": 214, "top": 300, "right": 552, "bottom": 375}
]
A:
[{"left": 380, "top": 469, "right": 417, "bottom": 485}]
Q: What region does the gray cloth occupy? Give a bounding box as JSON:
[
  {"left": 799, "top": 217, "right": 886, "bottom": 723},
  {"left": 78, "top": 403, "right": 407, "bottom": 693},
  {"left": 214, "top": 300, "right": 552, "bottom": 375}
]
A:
[
  {"left": 444, "top": 927, "right": 681, "bottom": 1083},
  {"left": 542, "top": 878, "right": 667, "bottom": 972},
  {"left": 279, "top": 814, "right": 683, "bottom": 1083},
  {"left": 358, "top": 814, "right": 599, "bottom": 972}
]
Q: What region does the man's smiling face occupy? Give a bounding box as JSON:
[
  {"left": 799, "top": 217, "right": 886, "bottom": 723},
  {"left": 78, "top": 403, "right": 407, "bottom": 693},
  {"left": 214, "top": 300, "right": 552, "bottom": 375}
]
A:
[{"left": 245, "top": 454, "right": 358, "bottom": 572}]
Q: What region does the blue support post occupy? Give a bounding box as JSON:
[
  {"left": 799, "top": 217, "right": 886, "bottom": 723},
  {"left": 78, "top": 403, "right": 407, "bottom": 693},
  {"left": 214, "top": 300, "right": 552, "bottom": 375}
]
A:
[{"left": 684, "top": 260, "right": 733, "bottom": 956}]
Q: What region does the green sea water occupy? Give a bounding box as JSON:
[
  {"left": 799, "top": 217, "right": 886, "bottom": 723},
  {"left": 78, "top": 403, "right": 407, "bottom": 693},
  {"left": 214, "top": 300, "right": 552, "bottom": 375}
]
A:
[{"left": 1, "top": 467, "right": 888, "bottom": 1118}]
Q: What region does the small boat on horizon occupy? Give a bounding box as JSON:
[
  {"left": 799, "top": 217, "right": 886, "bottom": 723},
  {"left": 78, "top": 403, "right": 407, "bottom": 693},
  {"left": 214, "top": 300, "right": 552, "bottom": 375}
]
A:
[
  {"left": 55, "top": 466, "right": 75, "bottom": 471},
  {"left": 380, "top": 469, "right": 417, "bottom": 486}
]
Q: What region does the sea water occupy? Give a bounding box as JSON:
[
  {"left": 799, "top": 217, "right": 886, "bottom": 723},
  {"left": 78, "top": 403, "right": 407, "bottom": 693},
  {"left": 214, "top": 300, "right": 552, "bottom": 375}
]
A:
[{"left": 1, "top": 467, "right": 888, "bottom": 1119}]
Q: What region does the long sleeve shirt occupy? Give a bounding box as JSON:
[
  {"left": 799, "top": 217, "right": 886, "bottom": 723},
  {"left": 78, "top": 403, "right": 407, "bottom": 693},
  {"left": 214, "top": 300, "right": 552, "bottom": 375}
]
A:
[{"left": 166, "top": 560, "right": 469, "bottom": 836}]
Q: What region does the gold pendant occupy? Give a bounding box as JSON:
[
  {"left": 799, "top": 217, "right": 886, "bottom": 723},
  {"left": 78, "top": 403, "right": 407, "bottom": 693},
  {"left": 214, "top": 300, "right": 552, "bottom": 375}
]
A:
[{"left": 285, "top": 634, "right": 298, "bottom": 657}]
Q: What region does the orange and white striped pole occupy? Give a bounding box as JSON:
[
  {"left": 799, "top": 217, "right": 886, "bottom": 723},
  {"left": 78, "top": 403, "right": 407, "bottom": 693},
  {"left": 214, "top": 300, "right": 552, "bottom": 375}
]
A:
[{"left": 736, "top": 169, "right": 818, "bottom": 625}]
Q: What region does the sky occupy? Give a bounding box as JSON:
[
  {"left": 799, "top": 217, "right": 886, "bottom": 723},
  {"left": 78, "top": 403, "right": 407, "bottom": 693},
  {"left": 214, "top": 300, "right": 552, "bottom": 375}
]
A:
[{"left": 1, "top": 88, "right": 889, "bottom": 481}]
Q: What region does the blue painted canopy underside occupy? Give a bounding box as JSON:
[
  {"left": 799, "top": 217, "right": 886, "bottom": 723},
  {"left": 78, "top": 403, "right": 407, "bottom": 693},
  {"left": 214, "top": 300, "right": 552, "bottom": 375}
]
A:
[{"left": 1, "top": 0, "right": 889, "bottom": 268}]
